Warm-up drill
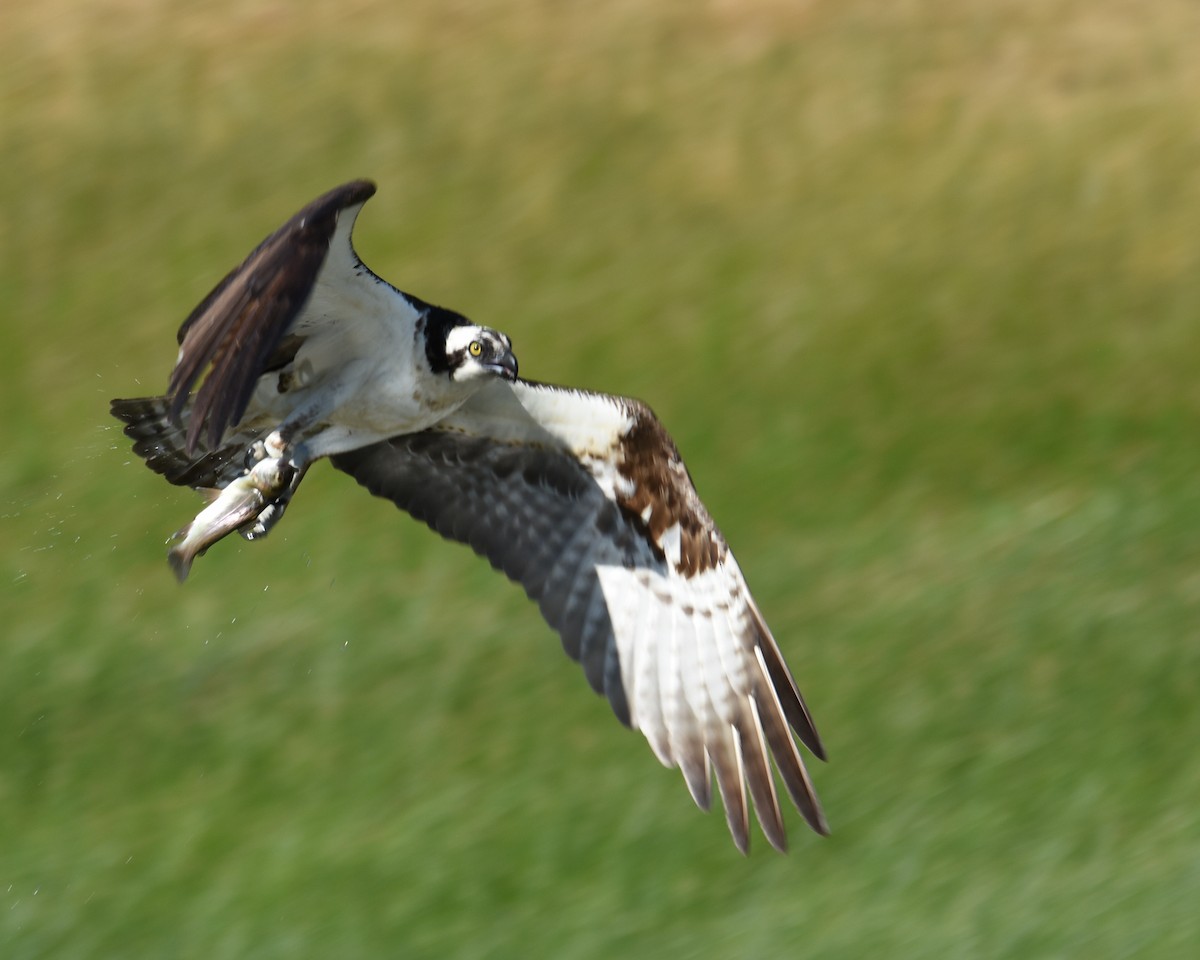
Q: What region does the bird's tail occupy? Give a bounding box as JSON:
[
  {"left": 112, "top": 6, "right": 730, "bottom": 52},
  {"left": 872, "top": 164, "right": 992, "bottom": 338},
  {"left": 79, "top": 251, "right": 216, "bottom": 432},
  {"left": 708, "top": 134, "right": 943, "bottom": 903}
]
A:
[{"left": 111, "top": 395, "right": 264, "bottom": 491}]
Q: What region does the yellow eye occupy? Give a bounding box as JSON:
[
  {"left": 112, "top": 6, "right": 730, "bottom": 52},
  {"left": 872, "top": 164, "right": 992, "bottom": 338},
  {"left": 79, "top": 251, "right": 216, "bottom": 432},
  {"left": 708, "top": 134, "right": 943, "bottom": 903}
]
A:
[{"left": 469, "top": 340, "right": 483, "bottom": 357}]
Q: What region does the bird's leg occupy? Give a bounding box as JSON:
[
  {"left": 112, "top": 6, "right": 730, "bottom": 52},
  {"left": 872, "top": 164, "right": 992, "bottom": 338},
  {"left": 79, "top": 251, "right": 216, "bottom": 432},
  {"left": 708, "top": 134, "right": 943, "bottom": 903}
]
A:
[
  {"left": 243, "top": 423, "right": 299, "bottom": 467},
  {"left": 238, "top": 427, "right": 313, "bottom": 541},
  {"left": 239, "top": 460, "right": 309, "bottom": 540},
  {"left": 233, "top": 386, "right": 336, "bottom": 543},
  {"left": 167, "top": 422, "right": 318, "bottom": 577},
  {"left": 168, "top": 456, "right": 297, "bottom": 580}
]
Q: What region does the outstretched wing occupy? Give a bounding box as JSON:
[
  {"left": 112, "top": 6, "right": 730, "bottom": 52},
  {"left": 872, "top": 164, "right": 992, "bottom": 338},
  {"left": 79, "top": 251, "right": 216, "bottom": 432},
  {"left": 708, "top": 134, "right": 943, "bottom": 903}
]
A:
[
  {"left": 331, "top": 380, "right": 828, "bottom": 852},
  {"left": 166, "top": 179, "right": 377, "bottom": 453}
]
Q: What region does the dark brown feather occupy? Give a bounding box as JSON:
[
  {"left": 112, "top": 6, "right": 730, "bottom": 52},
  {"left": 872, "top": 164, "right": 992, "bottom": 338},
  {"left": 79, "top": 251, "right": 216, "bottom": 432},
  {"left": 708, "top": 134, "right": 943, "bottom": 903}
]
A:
[
  {"left": 166, "top": 179, "right": 377, "bottom": 453},
  {"left": 752, "top": 650, "right": 830, "bottom": 836},
  {"left": 110, "top": 395, "right": 261, "bottom": 490},
  {"left": 751, "top": 605, "right": 827, "bottom": 761},
  {"left": 615, "top": 406, "right": 726, "bottom": 577}
]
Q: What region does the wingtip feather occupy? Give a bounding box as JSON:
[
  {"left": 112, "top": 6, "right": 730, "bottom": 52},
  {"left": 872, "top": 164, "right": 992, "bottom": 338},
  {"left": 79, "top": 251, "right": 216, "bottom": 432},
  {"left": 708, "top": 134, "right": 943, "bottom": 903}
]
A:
[
  {"left": 742, "top": 700, "right": 788, "bottom": 853},
  {"left": 679, "top": 750, "right": 712, "bottom": 812},
  {"left": 751, "top": 605, "right": 827, "bottom": 762},
  {"left": 752, "top": 647, "right": 829, "bottom": 837},
  {"left": 710, "top": 727, "right": 751, "bottom": 854}
]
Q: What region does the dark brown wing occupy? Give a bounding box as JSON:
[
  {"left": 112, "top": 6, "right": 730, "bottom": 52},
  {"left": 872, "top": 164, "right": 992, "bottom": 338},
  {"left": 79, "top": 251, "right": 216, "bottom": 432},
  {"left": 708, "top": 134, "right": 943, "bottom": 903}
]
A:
[{"left": 166, "top": 179, "right": 377, "bottom": 453}]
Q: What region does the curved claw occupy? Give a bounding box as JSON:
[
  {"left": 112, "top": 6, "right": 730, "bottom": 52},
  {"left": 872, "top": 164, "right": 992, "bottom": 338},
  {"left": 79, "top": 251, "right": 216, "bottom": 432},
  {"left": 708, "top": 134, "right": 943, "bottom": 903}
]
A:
[{"left": 168, "top": 457, "right": 295, "bottom": 580}]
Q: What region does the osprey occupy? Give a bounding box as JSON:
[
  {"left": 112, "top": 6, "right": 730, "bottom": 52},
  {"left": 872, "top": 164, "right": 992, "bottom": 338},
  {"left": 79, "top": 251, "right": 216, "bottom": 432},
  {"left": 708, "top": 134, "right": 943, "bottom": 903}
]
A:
[{"left": 112, "top": 180, "right": 828, "bottom": 853}]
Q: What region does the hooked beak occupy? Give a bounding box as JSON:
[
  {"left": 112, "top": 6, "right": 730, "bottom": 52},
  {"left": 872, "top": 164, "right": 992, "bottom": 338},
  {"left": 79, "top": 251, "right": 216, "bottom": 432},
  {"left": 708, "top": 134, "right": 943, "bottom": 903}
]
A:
[{"left": 486, "top": 350, "right": 519, "bottom": 382}]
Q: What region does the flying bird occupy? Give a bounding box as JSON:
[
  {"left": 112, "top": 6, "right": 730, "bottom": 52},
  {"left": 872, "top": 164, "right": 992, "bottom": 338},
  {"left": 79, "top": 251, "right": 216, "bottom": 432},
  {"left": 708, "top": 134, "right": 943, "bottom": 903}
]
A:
[{"left": 111, "top": 180, "right": 828, "bottom": 852}]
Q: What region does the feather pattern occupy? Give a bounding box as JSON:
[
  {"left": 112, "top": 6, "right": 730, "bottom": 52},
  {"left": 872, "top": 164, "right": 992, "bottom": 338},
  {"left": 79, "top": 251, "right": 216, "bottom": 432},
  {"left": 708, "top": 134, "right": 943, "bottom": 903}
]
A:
[
  {"left": 166, "top": 180, "right": 377, "bottom": 452},
  {"left": 331, "top": 379, "right": 829, "bottom": 850},
  {"left": 111, "top": 395, "right": 263, "bottom": 490}
]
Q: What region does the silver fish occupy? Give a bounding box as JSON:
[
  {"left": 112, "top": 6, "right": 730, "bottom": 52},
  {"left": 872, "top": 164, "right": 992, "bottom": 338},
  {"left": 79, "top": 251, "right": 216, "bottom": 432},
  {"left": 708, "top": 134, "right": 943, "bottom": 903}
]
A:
[{"left": 168, "top": 457, "right": 295, "bottom": 581}]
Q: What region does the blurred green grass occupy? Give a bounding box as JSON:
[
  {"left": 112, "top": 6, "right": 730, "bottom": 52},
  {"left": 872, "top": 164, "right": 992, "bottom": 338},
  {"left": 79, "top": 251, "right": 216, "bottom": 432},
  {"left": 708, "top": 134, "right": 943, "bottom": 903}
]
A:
[{"left": 3, "top": 0, "right": 1199, "bottom": 956}]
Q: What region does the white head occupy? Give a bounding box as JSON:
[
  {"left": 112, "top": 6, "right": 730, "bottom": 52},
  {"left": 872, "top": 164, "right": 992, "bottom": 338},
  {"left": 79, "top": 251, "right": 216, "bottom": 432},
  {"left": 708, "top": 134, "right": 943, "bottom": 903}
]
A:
[
  {"left": 420, "top": 304, "right": 518, "bottom": 384},
  {"left": 443, "top": 323, "right": 518, "bottom": 383}
]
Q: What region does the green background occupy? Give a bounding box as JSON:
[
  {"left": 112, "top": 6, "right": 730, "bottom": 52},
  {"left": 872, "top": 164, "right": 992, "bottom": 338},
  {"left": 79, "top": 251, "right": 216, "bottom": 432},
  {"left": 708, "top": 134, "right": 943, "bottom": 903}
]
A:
[{"left": 3, "top": 1, "right": 1198, "bottom": 956}]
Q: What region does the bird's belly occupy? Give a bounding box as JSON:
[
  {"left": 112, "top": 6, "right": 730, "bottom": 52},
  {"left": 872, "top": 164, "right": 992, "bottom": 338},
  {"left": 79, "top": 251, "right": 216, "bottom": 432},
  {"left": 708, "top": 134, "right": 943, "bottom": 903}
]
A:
[
  {"left": 245, "top": 334, "right": 466, "bottom": 453},
  {"left": 335, "top": 369, "right": 466, "bottom": 434},
  {"left": 337, "top": 395, "right": 443, "bottom": 435}
]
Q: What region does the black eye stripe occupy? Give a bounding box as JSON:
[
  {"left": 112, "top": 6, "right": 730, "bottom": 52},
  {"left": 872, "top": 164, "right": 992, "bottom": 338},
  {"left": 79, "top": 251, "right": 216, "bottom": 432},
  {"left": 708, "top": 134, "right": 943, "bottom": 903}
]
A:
[{"left": 419, "top": 303, "right": 473, "bottom": 375}]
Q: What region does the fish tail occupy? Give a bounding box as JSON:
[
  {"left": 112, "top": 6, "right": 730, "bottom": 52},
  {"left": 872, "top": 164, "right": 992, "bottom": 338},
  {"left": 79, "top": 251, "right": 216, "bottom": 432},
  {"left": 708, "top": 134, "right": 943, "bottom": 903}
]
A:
[{"left": 167, "top": 541, "right": 198, "bottom": 582}]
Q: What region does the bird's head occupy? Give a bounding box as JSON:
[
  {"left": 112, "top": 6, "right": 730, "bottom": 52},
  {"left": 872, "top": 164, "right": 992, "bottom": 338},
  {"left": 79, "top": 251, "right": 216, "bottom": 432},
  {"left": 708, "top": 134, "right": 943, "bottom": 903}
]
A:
[
  {"left": 444, "top": 323, "right": 518, "bottom": 384},
  {"left": 424, "top": 306, "right": 518, "bottom": 384}
]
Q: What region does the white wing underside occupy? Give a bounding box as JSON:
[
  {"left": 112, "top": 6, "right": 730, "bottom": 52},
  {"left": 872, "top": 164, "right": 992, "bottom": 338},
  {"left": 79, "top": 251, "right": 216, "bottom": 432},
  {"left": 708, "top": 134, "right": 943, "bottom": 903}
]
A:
[{"left": 332, "top": 379, "right": 827, "bottom": 851}]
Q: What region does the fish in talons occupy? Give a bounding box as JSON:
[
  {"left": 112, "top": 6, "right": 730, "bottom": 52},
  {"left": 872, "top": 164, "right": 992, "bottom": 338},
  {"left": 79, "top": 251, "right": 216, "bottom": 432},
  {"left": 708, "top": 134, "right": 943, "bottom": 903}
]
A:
[{"left": 167, "top": 456, "right": 295, "bottom": 581}]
